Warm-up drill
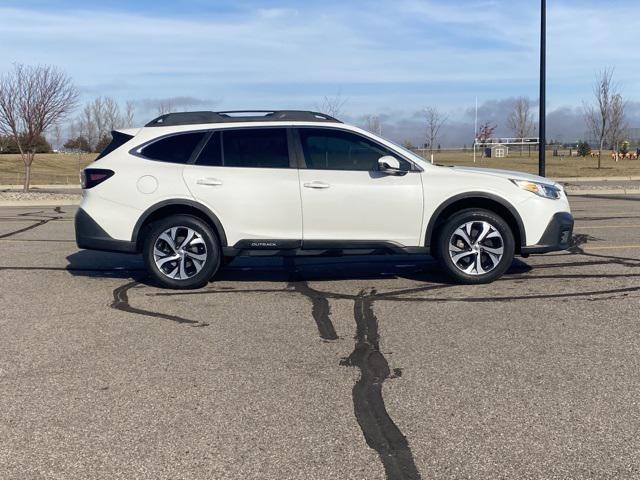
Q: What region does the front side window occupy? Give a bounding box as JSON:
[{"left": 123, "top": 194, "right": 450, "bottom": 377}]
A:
[
  {"left": 140, "top": 132, "right": 206, "bottom": 163},
  {"left": 222, "top": 128, "right": 289, "bottom": 168},
  {"left": 298, "top": 128, "right": 409, "bottom": 171}
]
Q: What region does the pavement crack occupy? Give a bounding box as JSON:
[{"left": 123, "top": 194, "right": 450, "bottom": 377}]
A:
[
  {"left": 289, "top": 281, "right": 339, "bottom": 341},
  {"left": 111, "top": 280, "right": 209, "bottom": 327},
  {"left": 340, "top": 288, "right": 422, "bottom": 480},
  {"left": 0, "top": 216, "right": 60, "bottom": 239}
]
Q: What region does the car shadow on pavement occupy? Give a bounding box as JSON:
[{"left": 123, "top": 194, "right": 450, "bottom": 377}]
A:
[
  {"left": 65, "top": 249, "right": 146, "bottom": 279},
  {"left": 65, "top": 249, "right": 532, "bottom": 285}
]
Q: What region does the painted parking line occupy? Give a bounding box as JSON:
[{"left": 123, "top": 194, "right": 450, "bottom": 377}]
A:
[
  {"left": 575, "top": 225, "right": 640, "bottom": 229},
  {"left": 582, "top": 245, "right": 640, "bottom": 251}
]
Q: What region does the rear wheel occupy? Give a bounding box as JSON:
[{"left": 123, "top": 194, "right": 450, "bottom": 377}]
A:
[
  {"left": 143, "top": 215, "right": 220, "bottom": 289},
  {"left": 436, "top": 208, "right": 515, "bottom": 284}
]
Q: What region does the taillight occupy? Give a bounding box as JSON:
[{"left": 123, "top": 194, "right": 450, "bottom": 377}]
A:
[{"left": 80, "top": 169, "right": 114, "bottom": 189}]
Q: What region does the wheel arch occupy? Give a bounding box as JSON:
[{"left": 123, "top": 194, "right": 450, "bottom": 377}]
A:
[
  {"left": 132, "top": 199, "right": 228, "bottom": 251},
  {"left": 425, "top": 192, "right": 526, "bottom": 254}
]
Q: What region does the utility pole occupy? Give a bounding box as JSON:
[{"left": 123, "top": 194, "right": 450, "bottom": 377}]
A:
[
  {"left": 473, "top": 96, "right": 478, "bottom": 163},
  {"left": 539, "top": 0, "right": 546, "bottom": 177}
]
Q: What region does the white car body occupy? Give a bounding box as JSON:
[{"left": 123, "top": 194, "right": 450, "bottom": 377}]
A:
[{"left": 76, "top": 111, "right": 573, "bottom": 286}]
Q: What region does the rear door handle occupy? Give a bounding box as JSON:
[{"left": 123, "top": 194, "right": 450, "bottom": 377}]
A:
[
  {"left": 196, "top": 177, "right": 223, "bottom": 186},
  {"left": 303, "top": 181, "right": 330, "bottom": 189}
]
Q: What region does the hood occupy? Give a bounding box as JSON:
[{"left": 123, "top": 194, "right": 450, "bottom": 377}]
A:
[{"left": 448, "top": 166, "right": 558, "bottom": 186}]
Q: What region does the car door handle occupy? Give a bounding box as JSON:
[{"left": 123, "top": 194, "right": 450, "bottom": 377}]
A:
[
  {"left": 303, "top": 181, "right": 330, "bottom": 189},
  {"left": 196, "top": 177, "right": 223, "bottom": 186}
]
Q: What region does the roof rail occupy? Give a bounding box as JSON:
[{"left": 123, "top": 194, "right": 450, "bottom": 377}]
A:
[{"left": 145, "top": 110, "right": 342, "bottom": 127}]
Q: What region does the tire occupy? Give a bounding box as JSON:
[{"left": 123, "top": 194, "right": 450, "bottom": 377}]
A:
[
  {"left": 143, "top": 214, "right": 221, "bottom": 289},
  {"left": 436, "top": 208, "right": 515, "bottom": 284}
]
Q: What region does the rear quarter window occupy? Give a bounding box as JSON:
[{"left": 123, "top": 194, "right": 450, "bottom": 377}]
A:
[
  {"left": 96, "top": 131, "right": 134, "bottom": 160},
  {"left": 140, "top": 132, "right": 207, "bottom": 163}
]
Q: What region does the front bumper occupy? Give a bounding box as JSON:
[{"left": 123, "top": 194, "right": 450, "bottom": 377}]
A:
[
  {"left": 75, "top": 207, "right": 137, "bottom": 253},
  {"left": 521, "top": 212, "right": 574, "bottom": 255}
]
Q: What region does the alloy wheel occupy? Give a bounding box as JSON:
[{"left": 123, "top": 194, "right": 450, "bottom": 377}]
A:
[
  {"left": 153, "top": 226, "right": 208, "bottom": 280},
  {"left": 448, "top": 220, "right": 504, "bottom": 275}
]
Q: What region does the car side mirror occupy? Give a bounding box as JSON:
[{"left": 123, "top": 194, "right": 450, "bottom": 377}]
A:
[{"left": 378, "top": 156, "right": 406, "bottom": 176}]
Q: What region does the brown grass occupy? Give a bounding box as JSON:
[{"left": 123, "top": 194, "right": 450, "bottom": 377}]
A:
[
  {"left": 415, "top": 149, "right": 640, "bottom": 178},
  {"left": 1, "top": 149, "right": 639, "bottom": 185},
  {"left": 0, "top": 153, "right": 96, "bottom": 185}
]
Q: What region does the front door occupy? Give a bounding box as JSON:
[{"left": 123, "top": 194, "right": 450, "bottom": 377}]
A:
[
  {"left": 295, "top": 127, "right": 424, "bottom": 246},
  {"left": 182, "top": 127, "right": 302, "bottom": 247}
]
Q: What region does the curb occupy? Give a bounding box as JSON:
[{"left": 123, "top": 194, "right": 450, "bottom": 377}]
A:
[
  {"left": 566, "top": 189, "right": 640, "bottom": 196},
  {"left": 0, "top": 184, "right": 81, "bottom": 190},
  {"left": 2, "top": 191, "right": 638, "bottom": 207},
  {"left": 0, "top": 199, "right": 80, "bottom": 207},
  {"left": 555, "top": 176, "right": 640, "bottom": 182}
]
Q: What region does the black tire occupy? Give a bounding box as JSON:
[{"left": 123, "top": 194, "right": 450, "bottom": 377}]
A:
[
  {"left": 143, "top": 214, "right": 220, "bottom": 289},
  {"left": 436, "top": 208, "right": 515, "bottom": 284}
]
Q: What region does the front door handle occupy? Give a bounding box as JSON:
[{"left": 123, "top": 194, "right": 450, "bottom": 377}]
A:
[
  {"left": 196, "top": 177, "right": 223, "bottom": 186},
  {"left": 303, "top": 181, "right": 330, "bottom": 189}
]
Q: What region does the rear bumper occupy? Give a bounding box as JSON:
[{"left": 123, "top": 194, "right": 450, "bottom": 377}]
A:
[
  {"left": 521, "top": 212, "right": 574, "bottom": 255},
  {"left": 75, "top": 207, "right": 137, "bottom": 253}
]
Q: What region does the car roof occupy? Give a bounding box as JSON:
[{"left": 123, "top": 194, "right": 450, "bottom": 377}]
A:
[{"left": 145, "top": 110, "right": 341, "bottom": 127}]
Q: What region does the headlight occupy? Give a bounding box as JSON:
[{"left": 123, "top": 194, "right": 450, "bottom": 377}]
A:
[{"left": 511, "top": 179, "right": 562, "bottom": 199}]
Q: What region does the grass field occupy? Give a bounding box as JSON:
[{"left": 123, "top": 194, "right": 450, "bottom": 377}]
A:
[
  {"left": 0, "top": 153, "right": 96, "bottom": 185},
  {"left": 1, "top": 150, "right": 639, "bottom": 185},
  {"left": 416, "top": 150, "right": 640, "bottom": 178}
]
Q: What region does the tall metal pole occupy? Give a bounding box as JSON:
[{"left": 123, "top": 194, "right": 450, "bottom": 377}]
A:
[{"left": 539, "top": 0, "right": 546, "bottom": 176}]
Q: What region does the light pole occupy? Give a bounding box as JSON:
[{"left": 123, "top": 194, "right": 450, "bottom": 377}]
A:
[{"left": 539, "top": 0, "right": 546, "bottom": 177}]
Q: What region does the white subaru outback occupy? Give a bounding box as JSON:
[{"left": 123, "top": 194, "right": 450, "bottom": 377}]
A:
[{"left": 75, "top": 110, "right": 573, "bottom": 289}]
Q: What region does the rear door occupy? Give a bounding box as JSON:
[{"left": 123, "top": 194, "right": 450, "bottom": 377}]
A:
[
  {"left": 295, "top": 127, "right": 424, "bottom": 246},
  {"left": 182, "top": 127, "right": 302, "bottom": 246}
]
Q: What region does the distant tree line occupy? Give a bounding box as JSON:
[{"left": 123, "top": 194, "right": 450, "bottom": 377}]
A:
[{"left": 0, "top": 133, "right": 51, "bottom": 154}]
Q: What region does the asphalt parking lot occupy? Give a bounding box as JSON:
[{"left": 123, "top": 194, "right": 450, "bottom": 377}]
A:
[{"left": 1, "top": 195, "right": 640, "bottom": 480}]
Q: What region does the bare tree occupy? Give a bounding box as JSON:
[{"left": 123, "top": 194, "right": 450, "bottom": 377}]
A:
[
  {"left": 124, "top": 101, "right": 136, "bottom": 127},
  {"left": 507, "top": 97, "right": 535, "bottom": 139},
  {"left": 607, "top": 93, "right": 627, "bottom": 159},
  {"left": 0, "top": 64, "right": 78, "bottom": 191},
  {"left": 73, "top": 96, "right": 128, "bottom": 151},
  {"left": 362, "top": 115, "right": 382, "bottom": 135},
  {"left": 157, "top": 100, "right": 175, "bottom": 116},
  {"left": 423, "top": 107, "right": 447, "bottom": 155},
  {"left": 78, "top": 104, "right": 98, "bottom": 151},
  {"left": 475, "top": 121, "right": 497, "bottom": 158},
  {"left": 315, "top": 93, "right": 347, "bottom": 119},
  {"left": 584, "top": 69, "right": 619, "bottom": 168},
  {"left": 52, "top": 123, "right": 63, "bottom": 151},
  {"left": 0, "top": 134, "right": 10, "bottom": 153},
  {"left": 103, "top": 97, "right": 122, "bottom": 132}
]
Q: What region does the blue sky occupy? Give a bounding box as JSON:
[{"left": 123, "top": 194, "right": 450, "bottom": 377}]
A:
[{"left": 1, "top": 0, "right": 639, "bottom": 144}]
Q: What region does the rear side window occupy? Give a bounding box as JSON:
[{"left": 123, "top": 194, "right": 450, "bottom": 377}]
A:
[
  {"left": 195, "top": 131, "right": 222, "bottom": 166},
  {"left": 140, "top": 132, "right": 206, "bottom": 163},
  {"left": 222, "top": 128, "right": 289, "bottom": 168},
  {"left": 96, "top": 130, "right": 134, "bottom": 160}
]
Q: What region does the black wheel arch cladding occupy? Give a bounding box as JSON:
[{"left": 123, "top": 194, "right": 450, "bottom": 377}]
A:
[
  {"left": 425, "top": 192, "right": 525, "bottom": 252},
  {"left": 133, "top": 199, "right": 228, "bottom": 250}
]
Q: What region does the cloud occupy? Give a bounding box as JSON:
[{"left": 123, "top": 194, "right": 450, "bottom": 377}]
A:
[{"left": 1, "top": 1, "right": 638, "bottom": 138}]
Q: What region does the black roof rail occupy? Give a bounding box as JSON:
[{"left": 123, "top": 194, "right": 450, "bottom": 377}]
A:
[{"left": 145, "top": 110, "right": 342, "bottom": 127}]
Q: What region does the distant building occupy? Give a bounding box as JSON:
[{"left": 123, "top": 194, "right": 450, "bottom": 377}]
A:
[{"left": 491, "top": 144, "right": 508, "bottom": 158}]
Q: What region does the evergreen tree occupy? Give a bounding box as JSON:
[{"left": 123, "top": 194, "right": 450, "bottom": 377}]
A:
[{"left": 577, "top": 141, "right": 591, "bottom": 158}]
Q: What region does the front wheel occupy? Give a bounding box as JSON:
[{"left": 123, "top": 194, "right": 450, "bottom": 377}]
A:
[
  {"left": 436, "top": 209, "right": 515, "bottom": 284},
  {"left": 143, "top": 215, "right": 220, "bottom": 289}
]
